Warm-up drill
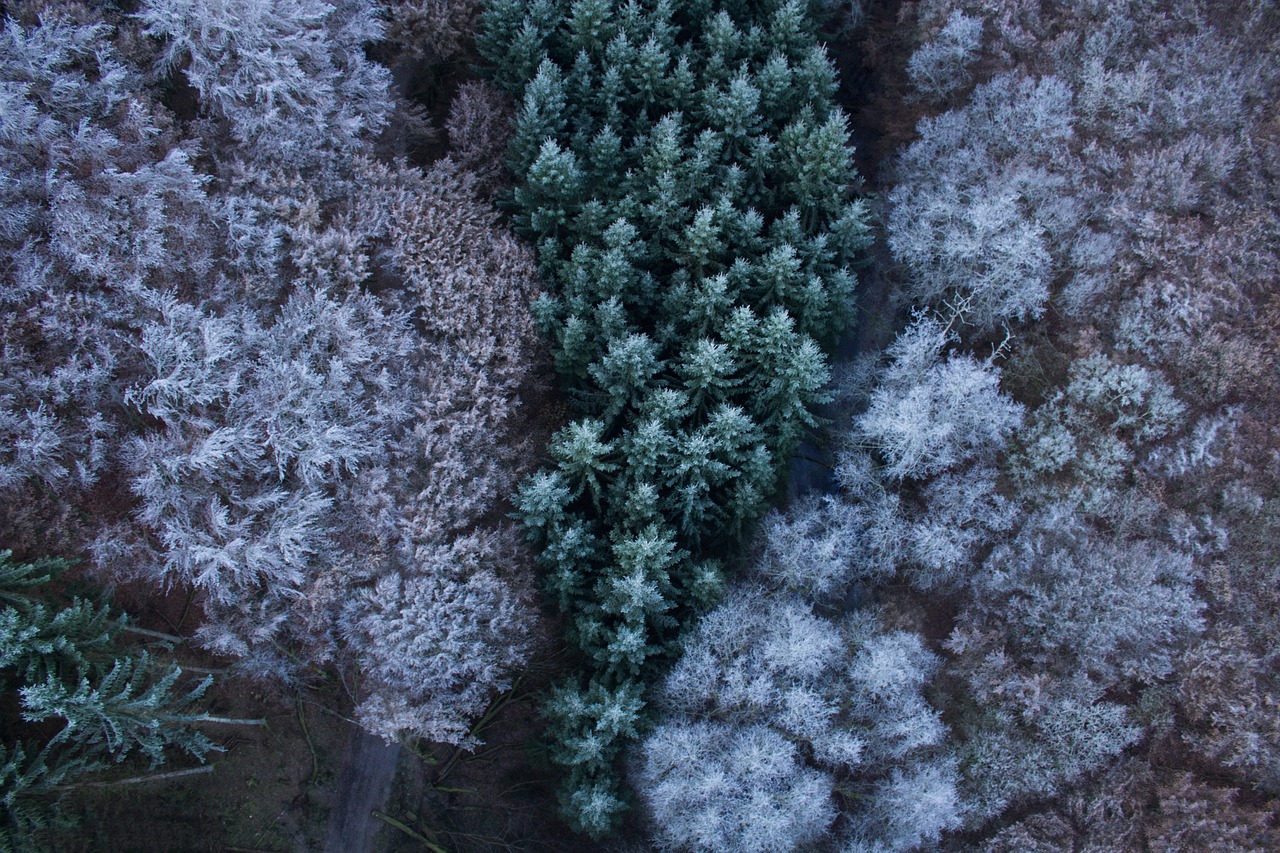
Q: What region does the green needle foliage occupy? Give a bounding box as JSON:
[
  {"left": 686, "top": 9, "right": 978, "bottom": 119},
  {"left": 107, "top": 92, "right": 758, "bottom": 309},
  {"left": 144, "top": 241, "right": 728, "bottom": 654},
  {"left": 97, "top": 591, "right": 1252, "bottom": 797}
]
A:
[
  {"left": 481, "top": 0, "right": 871, "bottom": 835},
  {"left": 0, "top": 552, "right": 219, "bottom": 852}
]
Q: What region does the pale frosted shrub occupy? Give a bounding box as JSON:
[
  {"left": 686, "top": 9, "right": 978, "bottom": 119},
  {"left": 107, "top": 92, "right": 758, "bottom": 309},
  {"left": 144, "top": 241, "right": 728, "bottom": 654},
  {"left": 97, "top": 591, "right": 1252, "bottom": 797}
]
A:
[
  {"left": 341, "top": 531, "right": 532, "bottom": 744},
  {"left": 857, "top": 318, "right": 1023, "bottom": 481},
  {"left": 907, "top": 10, "right": 983, "bottom": 101},
  {"left": 636, "top": 721, "right": 837, "bottom": 853}
]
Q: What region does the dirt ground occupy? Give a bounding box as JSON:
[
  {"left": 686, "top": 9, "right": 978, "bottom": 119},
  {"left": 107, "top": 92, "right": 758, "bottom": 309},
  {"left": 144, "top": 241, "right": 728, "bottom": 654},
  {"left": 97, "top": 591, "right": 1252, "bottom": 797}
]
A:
[
  {"left": 48, "top": 626, "right": 600, "bottom": 853},
  {"left": 27, "top": 576, "right": 344, "bottom": 852},
  {"left": 57, "top": 674, "right": 353, "bottom": 853},
  {"left": 374, "top": 645, "right": 610, "bottom": 853}
]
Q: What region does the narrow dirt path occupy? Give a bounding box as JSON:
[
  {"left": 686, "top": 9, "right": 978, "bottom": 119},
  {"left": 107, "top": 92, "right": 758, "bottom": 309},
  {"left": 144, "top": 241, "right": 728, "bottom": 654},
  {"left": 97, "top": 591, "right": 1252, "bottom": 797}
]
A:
[{"left": 322, "top": 727, "right": 402, "bottom": 853}]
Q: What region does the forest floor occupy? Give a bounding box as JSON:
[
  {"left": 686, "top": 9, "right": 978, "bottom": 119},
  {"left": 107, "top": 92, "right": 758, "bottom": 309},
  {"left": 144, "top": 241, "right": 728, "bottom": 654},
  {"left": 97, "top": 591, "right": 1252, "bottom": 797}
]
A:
[
  {"left": 50, "top": 579, "right": 358, "bottom": 852},
  {"left": 374, "top": 653, "right": 596, "bottom": 853},
  {"left": 60, "top": 675, "right": 351, "bottom": 852},
  {"left": 322, "top": 730, "right": 400, "bottom": 853}
]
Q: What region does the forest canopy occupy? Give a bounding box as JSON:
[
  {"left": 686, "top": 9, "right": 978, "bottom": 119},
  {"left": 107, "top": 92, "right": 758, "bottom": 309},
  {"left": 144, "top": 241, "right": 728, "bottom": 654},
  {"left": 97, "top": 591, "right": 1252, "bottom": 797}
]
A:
[{"left": 1, "top": 0, "right": 1278, "bottom": 849}]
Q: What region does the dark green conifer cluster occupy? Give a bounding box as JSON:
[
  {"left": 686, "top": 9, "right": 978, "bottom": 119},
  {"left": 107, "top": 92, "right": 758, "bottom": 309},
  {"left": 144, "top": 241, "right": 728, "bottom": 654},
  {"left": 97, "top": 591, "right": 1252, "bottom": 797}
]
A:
[{"left": 480, "top": 0, "right": 870, "bottom": 834}]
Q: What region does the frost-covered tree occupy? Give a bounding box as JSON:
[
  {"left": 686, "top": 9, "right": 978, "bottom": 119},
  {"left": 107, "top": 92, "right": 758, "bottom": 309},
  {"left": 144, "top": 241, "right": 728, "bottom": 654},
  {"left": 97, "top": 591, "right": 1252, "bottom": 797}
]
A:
[
  {"left": 637, "top": 580, "right": 960, "bottom": 852},
  {"left": 958, "top": 505, "right": 1202, "bottom": 686},
  {"left": 1009, "top": 354, "right": 1186, "bottom": 516},
  {"left": 102, "top": 288, "right": 411, "bottom": 675},
  {"left": 328, "top": 156, "right": 544, "bottom": 742},
  {"left": 895, "top": 466, "right": 1019, "bottom": 590},
  {"left": 381, "top": 0, "right": 482, "bottom": 63},
  {"left": 340, "top": 533, "right": 532, "bottom": 744},
  {"left": 135, "top": 0, "right": 399, "bottom": 310},
  {"left": 139, "top": 0, "right": 393, "bottom": 164},
  {"left": 445, "top": 80, "right": 515, "bottom": 194},
  {"left": 980, "top": 761, "right": 1279, "bottom": 853},
  {"left": 943, "top": 503, "right": 1202, "bottom": 820},
  {"left": 856, "top": 317, "right": 1023, "bottom": 481},
  {"left": 906, "top": 9, "right": 982, "bottom": 101},
  {"left": 845, "top": 760, "right": 964, "bottom": 853},
  {"left": 827, "top": 232, "right": 1201, "bottom": 826},
  {"left": 542, "top": 678, "right": 644, "bottom": 836},
  {"left": 752, "top": 494, "right": 862, "bottom": 595},
  {"left": 637, "top": 721, "right": 836, "bottom": 853},
  {"left": 949, "top": 682, "right": 1143, "bottom": 825},
  {"left": 798, "top": 314, "right": 1026, "bottom": 596},
  {"left": 887, "top": 73, "right": 1083, "bottom": 329}
]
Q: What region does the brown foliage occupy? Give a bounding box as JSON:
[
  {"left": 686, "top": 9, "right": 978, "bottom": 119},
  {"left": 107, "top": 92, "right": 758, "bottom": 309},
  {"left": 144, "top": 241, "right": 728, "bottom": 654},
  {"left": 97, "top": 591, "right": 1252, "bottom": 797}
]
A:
[
  {"left": 445, "top": 80, "right": 515, "bottom": 195},
  {"left": 381, "top": 0, "right": 480, "bottom": 64},
  {"left": 982, "top": 762, "right": 1277, "bottom": 852}
]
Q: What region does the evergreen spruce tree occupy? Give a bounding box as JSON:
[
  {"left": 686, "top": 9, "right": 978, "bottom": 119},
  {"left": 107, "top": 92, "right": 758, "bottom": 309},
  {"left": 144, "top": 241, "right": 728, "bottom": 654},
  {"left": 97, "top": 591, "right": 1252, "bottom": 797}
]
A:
[
  {"left": 0, "top": 552, "right": 220, "bottom": 851},
  {"left": 487, "top": 0, "right": 871, "bottom": 834}
]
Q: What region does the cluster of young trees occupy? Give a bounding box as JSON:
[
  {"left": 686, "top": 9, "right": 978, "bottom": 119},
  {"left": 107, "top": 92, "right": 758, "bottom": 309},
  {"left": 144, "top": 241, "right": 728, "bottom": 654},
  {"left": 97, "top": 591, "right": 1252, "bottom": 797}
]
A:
[
  {"left": 480, "top": 0, "right": 871, "bottom": 832},
  {"left": 634, "top": 555, "right": 961, "bottom": 851},
  {"left": 0, "top": 0, "right": 547, "bottom": 773}
]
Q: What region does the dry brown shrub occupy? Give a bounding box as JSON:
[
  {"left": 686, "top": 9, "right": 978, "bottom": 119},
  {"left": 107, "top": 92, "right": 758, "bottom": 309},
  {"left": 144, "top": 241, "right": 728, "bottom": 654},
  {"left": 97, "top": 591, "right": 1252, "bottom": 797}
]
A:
[{"left": 382, "top": 0, "right": 480, "bottom": 64}]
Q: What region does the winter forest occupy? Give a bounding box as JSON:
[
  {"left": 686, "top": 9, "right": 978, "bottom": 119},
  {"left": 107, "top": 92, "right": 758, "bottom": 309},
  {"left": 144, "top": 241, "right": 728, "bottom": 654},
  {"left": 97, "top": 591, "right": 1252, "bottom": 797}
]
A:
[{"left": 1, "top": 0, "right": 1277, "bottom": 849}]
